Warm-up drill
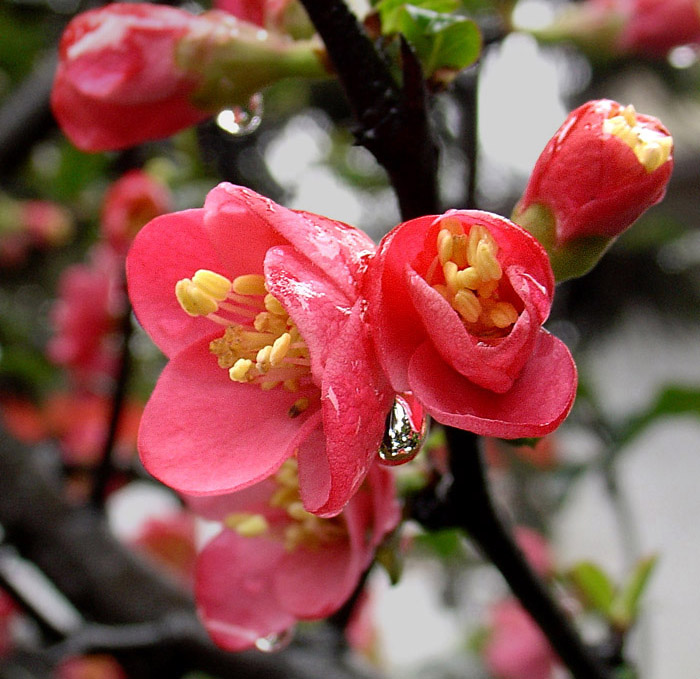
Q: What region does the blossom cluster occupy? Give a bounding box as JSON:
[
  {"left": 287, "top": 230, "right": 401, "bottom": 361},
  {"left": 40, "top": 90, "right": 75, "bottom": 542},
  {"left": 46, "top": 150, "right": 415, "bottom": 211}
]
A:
[{"left": 45, "top": 0, "right": 674, "bottom": 654}]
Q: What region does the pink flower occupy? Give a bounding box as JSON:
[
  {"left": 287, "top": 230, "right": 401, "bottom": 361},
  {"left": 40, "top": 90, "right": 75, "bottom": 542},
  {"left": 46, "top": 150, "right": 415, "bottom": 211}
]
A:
[
  {"left": 127, "top": 183, "right": 394, "bottom": 517},
  {"left": 51, "top": 3, "right": 326, "bottom": 151},
  {"left": 47, "top": 246, "right": 125, "bottom": 386},
  {"left": 51, "top": 4, "right": 209, "bottom": 151},
  {"left": 216, "top": 0, "right": 314, "bottom": 39},
  {"left": 55, "top": 655, "right": 126, "bottom": 679},
  {"left": 484, "top": 599, "right": 558, "bottom": 679},
  {"left": 190, "top": 459, "right": 399, "bottom": 650},
  {"left": 22, "top": 200, "right": 74, "bottom": 247},
  {"left": 0, "top": 590, "right": 17, "bottom": 659},
  {"left": 514, "top": 527, "right": 554, "bottom": 579},
  {"left": 592, "top": 0, "right": 700, "bottom": 57},
  {"left": 101, "top": 170, "right": 172, "bottom": 254},
  {"left": 365, "top": 210, "right": 577, "bottom": 439}
]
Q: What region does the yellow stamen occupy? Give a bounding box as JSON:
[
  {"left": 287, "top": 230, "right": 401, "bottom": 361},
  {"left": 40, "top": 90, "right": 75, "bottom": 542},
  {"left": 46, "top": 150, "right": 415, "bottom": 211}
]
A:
[
  {"left": 474, "top": 240, "right": 502, "bottom": 281},
  {"left": 437, "top": 229, "right": 454, "bottom": 265},
  {"left": 224, "top": 512, "right": 269, "bottom": 537},
  {"left": 453, "top": 289, "right": 481, "bottom": 323},
  {"left": 288, "top": 397, "right": 309, "bottom": 418},
  {"left": 270, "top": 333, "right": 292, "bottom": 366},
  {"left": 232, "top": 274, "right": 267, "bottom": 296},
  {"left": 264, "top": 293, "right": 286, "bottom": 315},
  {"left": 489, "top": 301, "right": 519, "bottom": 329},
  {"left": 603, "top": 104, "right": 673, "bottom": 173},
  {"left": 192, "top": 269, "right": 231, "bottom": 300},
  {"left": 229, "top": 358, "right": 254, "bottom": 382}
]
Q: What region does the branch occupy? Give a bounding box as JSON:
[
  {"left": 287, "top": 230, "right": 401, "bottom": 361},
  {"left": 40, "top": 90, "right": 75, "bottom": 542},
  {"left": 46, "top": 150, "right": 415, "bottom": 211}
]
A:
[
  {"left": 298, "top": 0, "right": 439, "bottom": 219},
  {"left": 413, "top": 427, "right": 615, "bottom": 679},
  {"left": 0, "top": 429, "right": 378, "bottom": 679}
]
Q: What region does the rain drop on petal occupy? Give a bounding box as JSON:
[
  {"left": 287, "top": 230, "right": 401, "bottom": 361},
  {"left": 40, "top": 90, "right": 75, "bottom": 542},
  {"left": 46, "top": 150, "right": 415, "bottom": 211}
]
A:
[
  {"left": 255, "top": 627, "right": 295, "bottom": 653},
  {"left": 216, "top": 93, "right": 263, "bottom": 137},
  {"left": 378, "top": 393, "right": 427, "bottom": 466}
]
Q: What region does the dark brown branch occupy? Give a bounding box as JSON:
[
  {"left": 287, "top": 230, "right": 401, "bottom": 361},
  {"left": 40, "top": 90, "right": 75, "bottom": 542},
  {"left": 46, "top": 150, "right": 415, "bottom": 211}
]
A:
[{"left": 298, "top": 0, "right": 439, "bottom": 219}]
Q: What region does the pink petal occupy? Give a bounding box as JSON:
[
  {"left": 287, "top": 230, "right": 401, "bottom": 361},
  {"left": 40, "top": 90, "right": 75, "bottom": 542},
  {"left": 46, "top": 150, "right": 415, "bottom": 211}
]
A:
[
  {"left": 186, "top": 477, "right": 281, "bottom": 521},
  {"left": 138, "top": 336, "right": 320, "bottom": 495},
  {"left": 196, "top": 530, "right": 295, "bottom": 651},
  {"left": 408, "top": 332, "right": 577, "bottom": 438},
  {"left": 311, "top": 301, "right": 394, "bottom": 517},
  {"left": 296, "top": 412, "right": 331, "bottom": 512},
  {"left": 275, "top": 539, "right": 357, "bottom": 619},
  {"left": 127, "top": 209, "right": 224, "bottom": 358},
  {"left": 264, "top": 245, "right": 353, "bottom": 380},
  {"left": 204, "top": 184, "right": 374, "bottom": 299}
]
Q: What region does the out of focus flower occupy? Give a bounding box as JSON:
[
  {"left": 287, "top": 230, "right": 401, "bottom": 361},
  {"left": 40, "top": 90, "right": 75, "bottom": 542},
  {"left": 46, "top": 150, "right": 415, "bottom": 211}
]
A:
[
  {"left": 512, "top": 99, "right": 673, "bottom": 280},
  {"left": 365, "top": 209, "right": 577, "bottom": 439},
  {"left": 484, "top": 436, "right": 557, "bottom": 470},
  {"left": 190, "top": 459, "right": 399, "bottom": 650},
  {"left": 514, "top": 527, "right": 554, "bottom": 579},
  {"left": 483, "top": 599, "right": 558, "bottom": 679},
  {"left": 0, "top": 590, "right": 18, "bottom": 659},
  {"left": 47, "top": 246, "right": 126, "bottom": 386},
  {"left": 526, "top": 0, "right": 700, "bottom": 59},
  {"left": 131, "top": 512, "right": 197, "bottom": 587},
  {"left": 54, "top": 655, "right": 126, "bottom": 679},
  {"left": 51, "top": 3, "right": 327, "bottom": 151},
  {"left": 101, "top": 170, "right": 172, "bottom": 254},
  {"left": 128, "top": 183, "right": 394, "bottom": 517},
  {"left": 216, "top": 0, "right": 314, "bottom": 39}
]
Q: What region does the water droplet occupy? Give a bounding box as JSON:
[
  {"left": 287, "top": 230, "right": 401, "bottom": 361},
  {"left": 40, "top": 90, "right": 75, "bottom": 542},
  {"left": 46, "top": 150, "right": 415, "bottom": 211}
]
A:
[
  {"left": 255, "top": 627, "right": 295, "bottom": 653},
  {"left": 215, "top": 93, "right": 263, "bottom": 136},
  {"left": 378, "top": 394, "right": 427, "bottom": 466}
]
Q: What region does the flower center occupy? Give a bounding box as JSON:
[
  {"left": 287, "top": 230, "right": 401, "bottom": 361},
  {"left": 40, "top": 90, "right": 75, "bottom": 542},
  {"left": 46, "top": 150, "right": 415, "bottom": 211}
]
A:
[
  {"left": 175, "top": 270, "right": 312, "bottom": 399},
  {"left": 425, "top": 217, "right": 520, "bottom": 339},
  {"left": 602, "top": 104, "right": 672, "bottom": 173},
  {"left": 224, "top": 459, "right": 346, "bottom": 551}
]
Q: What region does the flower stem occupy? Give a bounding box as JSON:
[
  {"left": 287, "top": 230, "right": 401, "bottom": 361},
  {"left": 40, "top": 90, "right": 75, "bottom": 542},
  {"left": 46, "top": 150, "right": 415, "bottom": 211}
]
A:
[{"left": 442, "top": 426, "right": 615, "bottom": 679}]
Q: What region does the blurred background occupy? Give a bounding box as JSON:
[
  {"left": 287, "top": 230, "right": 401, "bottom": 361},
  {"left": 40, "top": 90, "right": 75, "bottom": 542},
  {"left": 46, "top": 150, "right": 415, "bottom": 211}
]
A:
[{"left": 1, "top": 0, "right": 699, "bottom": 677}]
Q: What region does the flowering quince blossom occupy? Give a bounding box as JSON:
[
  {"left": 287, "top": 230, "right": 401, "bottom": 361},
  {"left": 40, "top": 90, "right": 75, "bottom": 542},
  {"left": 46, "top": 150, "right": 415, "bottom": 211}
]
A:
[
  {"left": 483, "top": 598, "right": 558, "bottom": 679},
  {"left": 216, "top": 0, "right": 314, "bottom": 39},
  {"left": 47, "top": 245, "right": 126, "bottom": 386},
  {"left": 365, "top": 209, "right": 577, "bottom": 438},
  {"left": 127, "top": 183, "right": 395, "bottom": 517},
  {"left": 51, "top": 3, "right": 326, "bottom": 151},
  {"left": 189, "top": 458, "right": 399, "bottom": 650},
  {"left": 101, "top": 170, "right": 172, "bottom": 254},
  {"left": 512, "top": 99, "right": 673, "bottom": 279}
]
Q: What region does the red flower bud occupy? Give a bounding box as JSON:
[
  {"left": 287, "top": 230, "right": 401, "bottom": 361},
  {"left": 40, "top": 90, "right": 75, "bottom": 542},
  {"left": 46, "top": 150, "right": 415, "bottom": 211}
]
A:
[{"left": 512, "top": 99, "right": 673, "bottom": 280}]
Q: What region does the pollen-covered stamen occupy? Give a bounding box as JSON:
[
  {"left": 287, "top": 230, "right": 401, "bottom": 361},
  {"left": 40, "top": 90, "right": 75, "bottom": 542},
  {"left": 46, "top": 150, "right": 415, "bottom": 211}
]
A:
[
  {"left": 269, "top": 459, "right": 347, "bottom": 551},
  {"left": 224, "top": 512, "right": 270, "bottom": 537},
  {"left": 429, "top": 218, "right": 520, "bottom": 338},
  {"left": 172, "top": 269, "right": 313, "bottom": 393},
  {"left": 603, "top": 104, "right": 673, "bottom": 173}
]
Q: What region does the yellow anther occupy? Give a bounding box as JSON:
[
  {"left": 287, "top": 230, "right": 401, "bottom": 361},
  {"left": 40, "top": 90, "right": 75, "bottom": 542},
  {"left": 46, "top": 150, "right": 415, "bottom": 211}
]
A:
[
  {"left": 489, "top": 301, "right": 519, "bottom": 329},
  {"left": 270, "top": 333, "right": 291, "bottom": 366},
  {"left": 437, "top": 229, "right": 454, "bottom": 266},
  {"left": 232, "top": 274, "right": 267, "bottom": 296},
  {"left": 191, "top": 269, "right": 231, "bottom": 301},
  {"left": 286, "top": 501, "right": 310, "bottom": 521},
  {"left": 264, "top": 293, "right": 286, "bottom": 316},
  {"left": 478, "top": 280, "right": 499, "bottom": 299},
  {"left": 467, "top": 225, "right": 490, "bottom": 266},
  {"left": 288, "top": 397, "right": 309, "bottom": 418},
  {"left": 456, "top": 266, "right": 482, "bottom": 290},
  {"left": 229, "top": 358, "right": 254, "bottom": 382},
  {"left": 453, "top": 289, "right": 481, "bottom": 323},
  {"left": 224, "top": 512, "right": 269, "bottom": 537},
  {"left": 255, "top": 345, "right": 273, "bottom": 372},
  {"left": 175, "top": 279, "right": 216, "bottom": 317},
  {"left": 283, "top": 379, "right": 299, "bottom": 392},
  {"left": 443, "top": 261, "right": 460, "bottom": 293},
  {"left": 603, "top": 106, "right": 673, "bottom": 173},
  {"left": 275, "top": 459, "right": 299, "bottom": 487},
  {"left": 254, "top": 311, "right": 287, "bottom": 335},
  {"left": 270, "top": 485, "right": 297, "bottom": 508},
  {"left": 475, "top": 240, "right": 502, "bottom": 282},
  {"left": 451, "top": 234, "right": 469, "bottom": 268},
  {"left": 438, "top": 215, "right": 464, "bottom": 235}
]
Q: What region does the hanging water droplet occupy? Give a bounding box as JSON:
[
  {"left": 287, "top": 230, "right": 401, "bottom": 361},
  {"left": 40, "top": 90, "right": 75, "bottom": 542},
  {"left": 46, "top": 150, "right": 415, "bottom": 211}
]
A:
[
  {"left": 378, "top": 394, "right": 427, "bottom": 466},
  {"left": 215, "top": 93, "right": 263, "bottom": 136},
  {"left": 255, "top": 627, "right": 295, "bottom": 653}
]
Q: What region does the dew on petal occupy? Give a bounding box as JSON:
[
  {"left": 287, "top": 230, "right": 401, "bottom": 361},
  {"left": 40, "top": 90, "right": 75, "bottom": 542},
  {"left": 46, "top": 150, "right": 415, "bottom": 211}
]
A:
[
  {"left": 215, "top": 94, "right": 263, "bottom": 136},
  {"left": 255, "top": 627, "right": 295, "bottom": 653},
  {"left": 378, "top": 394, "right": 427, "bottom": 466}
]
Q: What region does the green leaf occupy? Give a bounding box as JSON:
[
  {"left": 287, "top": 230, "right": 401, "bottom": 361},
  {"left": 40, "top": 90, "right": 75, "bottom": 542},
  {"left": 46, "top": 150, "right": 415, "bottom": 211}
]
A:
[
  {"left": 415, "top": 528, "right": 464, "bottom": 559},
  {"left": 377, "top": 0, "right": 459, "bottom": 33},
  {"left": 618, "top": 386, "right": 700, "bottom": 446},
  {"left": 567, "top": 561, "right": 615, "bottom": 615},
  {"left": 610, "top": 555, "right": 658, "bottom": 630},
  {"left": 396, "top": 6, "right": 482, "bottom": 75}
]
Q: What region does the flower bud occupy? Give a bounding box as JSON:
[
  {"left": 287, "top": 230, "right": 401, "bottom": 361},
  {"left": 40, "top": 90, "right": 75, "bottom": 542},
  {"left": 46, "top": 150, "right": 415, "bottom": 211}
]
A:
[
  {"left": 512, "top": 99, "right": 673, "bottom": 281},
  {"left": 524, "top": 0, "right": 700, "bottom": 60},
  {"left": 216, "top": 0, "right": 315, "bottom": 40},
  {"left": 51, "top": 3, "right": 327, "bottom": 151}
]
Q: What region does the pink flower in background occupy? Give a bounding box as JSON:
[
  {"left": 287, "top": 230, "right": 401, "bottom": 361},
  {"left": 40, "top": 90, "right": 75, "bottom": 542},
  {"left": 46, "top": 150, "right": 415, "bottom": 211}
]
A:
[
  {"left": 101, "top": 170, "right": 172, "bottom": 254},
  {"left": 514, "top": 527, "right": 554, "bottom": 579},
  {"left": 127, "top": 183, "right": 394, "bottom": 517},
  {"left": 484, "top": 599, "right": 558, "bottom": 679},
  {"left": 47, "top": 246, "right": 125, "bottom": 386},
  {"left": 22, "top": 200, "right": 74, "bottom": 247},
  {"left": 515, "top": 99, "right": 673, "bottom": 247},
  {"left": 51, "top": 3, "right": 209, "bottom": 151},
  {"left": 190, "top": 460, "right": 399, "bottom": 650},
  {"left": 55, "top": 655, "right": 126, "bottom": 679},
  {"left": 366, "top": 210, "right": 577, "bottom": 438},
  {"left": 0, "top": 590, "right": 17, "bottom": 659}
]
